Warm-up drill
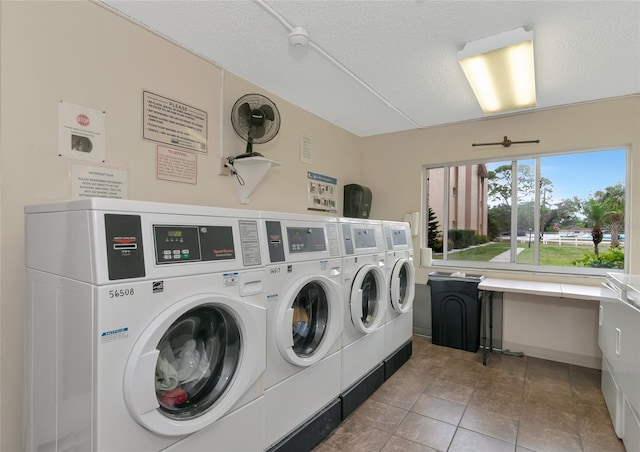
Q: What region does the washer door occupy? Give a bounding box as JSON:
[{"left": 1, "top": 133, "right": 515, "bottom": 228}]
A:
[
  {"left": 276, "top": 274, "right": 342, "bottom": 367},
  {"left": 389, "top": 258, "right": 415, "bottom": 314},
  {"left": 350, "top": 264, "right": 386, "bottom": 333},
  {"left": 123, "top": 294, "right": 265, "bottom": 436}
]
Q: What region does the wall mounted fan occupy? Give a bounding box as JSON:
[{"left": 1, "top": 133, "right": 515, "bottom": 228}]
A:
[{"left": 231, "top": 93, "right": 281, "bottom": 159}]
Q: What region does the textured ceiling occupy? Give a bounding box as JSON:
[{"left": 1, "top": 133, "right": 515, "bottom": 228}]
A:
[{"left": 99, "top": 0, "right": 640, "bottom": 137}]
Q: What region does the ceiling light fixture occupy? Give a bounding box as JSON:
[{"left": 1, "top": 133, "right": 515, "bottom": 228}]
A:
[{"left": 458, "top": 27, "right": 536, "bottom": 114}]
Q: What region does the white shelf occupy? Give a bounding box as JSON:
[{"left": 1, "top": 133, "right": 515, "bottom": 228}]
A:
[{"left": 227, "top": 156, "right": 281, "bottom": 204}]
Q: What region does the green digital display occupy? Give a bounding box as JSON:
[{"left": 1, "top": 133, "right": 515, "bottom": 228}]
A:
[{"left": 168, "top": 230, "right": 182, "bottom": 238}]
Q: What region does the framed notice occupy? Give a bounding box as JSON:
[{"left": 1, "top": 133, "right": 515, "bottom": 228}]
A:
[
  {"left": 143, "top": 91, "right": 207, "bottom": 153},
  {"left": 307, "top": 171, "right": 337, "bottom": 213}
]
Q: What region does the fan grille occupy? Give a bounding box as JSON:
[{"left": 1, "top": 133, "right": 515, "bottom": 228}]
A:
[{"left": 231, "top": 94, "right": 281, "bottom": 145}]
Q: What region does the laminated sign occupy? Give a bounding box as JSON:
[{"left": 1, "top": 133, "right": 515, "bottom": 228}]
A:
[{"left": 58, "top": 101, "right": 106, "bottom": 163}]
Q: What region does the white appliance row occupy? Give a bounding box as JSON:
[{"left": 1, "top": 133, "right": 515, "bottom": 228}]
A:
[
  {"left": 24, "top": 199, "right": 415, "bottom": 452},
  {"left": 599, "top": 273, "right": 640, "bottom": 452}
]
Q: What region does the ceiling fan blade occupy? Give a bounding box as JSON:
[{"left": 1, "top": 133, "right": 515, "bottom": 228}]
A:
[
  {"left": 472, "top": 141, "right": 504, "bottom": 147},
  {"left": 260, "top": 105, "right": 275, "bottom": 121},
  {"left": 511, "top": 140, "right": 541, "bottom": 145}
]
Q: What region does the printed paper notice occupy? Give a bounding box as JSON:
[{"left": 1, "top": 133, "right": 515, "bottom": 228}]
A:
[
  {"left": 59, "top": 101, "right": 106, "bottom": 163},
  {"left": 157, "top": 146, "right": 197, "bottom": 184},
  {"left": 301, "top": 134, "right": 313, "bottom": 164},
  {"left": 71, "top": 164, "right": 128, "bottom": 199},
  {"left": 143, "top": 91, "right": 207, "bottom": 153},
  {"left": 307, "top": 171, "right": 337, "bottom": 213}
]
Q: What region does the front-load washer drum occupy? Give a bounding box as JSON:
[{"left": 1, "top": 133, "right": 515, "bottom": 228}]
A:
[
  {"left": 154, "top": 306, "right": 240, "bottom": 420},
  {"left": 350, "top": 265, "right": 386, "bottom": 333},
  {"left": 390, "top": 259, "right": 415, "bottom": 313},
  {"left": 277, "top": 275, "right": 341, "bottom": 367},
  {"left": 291, "top": 281, "right": 328, "bottom": 358},
  {"left": 124, "top": 294, "right": 265, "bottom": 437}
]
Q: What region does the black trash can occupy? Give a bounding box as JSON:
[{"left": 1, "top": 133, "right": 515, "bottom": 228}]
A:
[{"left": 427, "top": 272, "right": 485, "bottom": 352}]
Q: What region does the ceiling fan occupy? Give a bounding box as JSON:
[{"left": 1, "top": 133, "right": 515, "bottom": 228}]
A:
[{"left": 472, "top": 136, "right": 540, "bottom": 148}]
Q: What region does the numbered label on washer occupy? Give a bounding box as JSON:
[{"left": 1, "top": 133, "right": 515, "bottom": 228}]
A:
[{"left": 109, "top": 288, "right": 135, "bottom": 298}]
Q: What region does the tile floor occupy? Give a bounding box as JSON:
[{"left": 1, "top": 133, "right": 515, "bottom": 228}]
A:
[{"left": 314, "top": 336, "right": 625, "bottom": 452}]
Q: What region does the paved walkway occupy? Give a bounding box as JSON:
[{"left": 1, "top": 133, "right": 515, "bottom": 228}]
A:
[{"left": 490, "top": 247, "right": 525, "bottom": 262}]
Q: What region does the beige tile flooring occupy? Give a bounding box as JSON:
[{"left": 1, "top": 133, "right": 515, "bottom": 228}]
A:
[{"left": 314, "top": 336, "right": 625, "bottom": 452}]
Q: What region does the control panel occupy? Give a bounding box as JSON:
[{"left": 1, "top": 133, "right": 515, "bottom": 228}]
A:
[
  {"left": 287, "top": 227, "right": 326, "bottom": 253},
  {"left": 153, "top": 224, "right": 249, "bottom": 265},
  {"left": 354, "top": 227, "right": 377, "bottom": 249}
]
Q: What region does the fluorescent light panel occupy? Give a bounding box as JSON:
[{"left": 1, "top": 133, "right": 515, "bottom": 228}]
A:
[{"left": 458, "top": 28, "right": 536, "bottom": 113}]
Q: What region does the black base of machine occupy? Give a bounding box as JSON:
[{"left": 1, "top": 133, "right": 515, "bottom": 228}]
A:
[
  {"left": 267, "top": 398, "right": 342, "bottom": 452},
  {"left": 384, "top": 340, "right": 412, "bottom": 380},
  {"left": 340, "top": 363, "right": 385, "bottom": 420}
]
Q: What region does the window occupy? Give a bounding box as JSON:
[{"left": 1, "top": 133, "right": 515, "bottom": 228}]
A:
[{"left": 425, "top": 148, "right": 627, "bottom": 274}]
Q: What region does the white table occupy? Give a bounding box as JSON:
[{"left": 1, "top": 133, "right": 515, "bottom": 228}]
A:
[{"left": 476, "top": 278, "right": 606, "bottom": 364}]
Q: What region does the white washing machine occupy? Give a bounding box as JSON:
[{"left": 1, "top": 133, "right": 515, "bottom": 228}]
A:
[
  {"left": 259, "top": 212, "right": 343, "bottom": 450},
  {"left": 24, "top": 199, "right": 267, "bottom": 452},
  {"left": 382, "top": 220, "right": 416, "bottom": 377},
  {"left": 339, "top": 218, "right": 387, "bottom": 415}
]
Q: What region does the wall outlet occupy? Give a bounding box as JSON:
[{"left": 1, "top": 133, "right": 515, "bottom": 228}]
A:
[{"left": 219, "top": 158, "right": 230, "bottom": 176}]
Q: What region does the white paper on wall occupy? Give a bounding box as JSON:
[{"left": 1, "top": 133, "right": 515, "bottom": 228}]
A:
[
  {"left": 58, "top": 100, "right": 106, "bottom": 163},
  {"left": 143, "top": 91, "right": 208, "bottom": 153},
  {"left": 156, "top": 146, "right": 197, "bottom": 184},
  {"left": 307, "top": 171, "right": 337, "bottom": 213},
  {"left": 71, "top": 164, "right": 128, "bottom": 199},
  {"left": 301, "top": 134, "right": 313, "bottom": 164}
]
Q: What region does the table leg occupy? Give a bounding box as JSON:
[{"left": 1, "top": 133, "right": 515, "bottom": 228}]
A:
[{"left": 481, "top": 291, "right": 494, "bottom": 365}]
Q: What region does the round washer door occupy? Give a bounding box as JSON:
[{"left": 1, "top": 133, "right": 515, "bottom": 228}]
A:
[
  {"left": 123, "top": 294, "right": 265, "bottom": 436},
  {"left": 276, "top": 274, "right": 342, "bottom": 367},
  {"left": 390, "top": 258, "right": 415, "bottom": 314},
  {"left": 350, "top": 264, "right": 386, "bottom": 333}
]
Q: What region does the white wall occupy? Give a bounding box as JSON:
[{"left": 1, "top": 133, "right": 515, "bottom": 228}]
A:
[
  {"left": 0, "top": 2, "right": 360, "bottom": 450},
  {"left": 503, "top": 294, "right": 601, "bottom": 369}
]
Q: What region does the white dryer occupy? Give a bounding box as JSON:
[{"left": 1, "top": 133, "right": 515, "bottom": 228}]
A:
[
  {"left": 259, "top": 212, "right": 343, "bottom": 450},
  {"left": 24, "top": 199, "right": 267, "bottom": 452},
  {"left": 339, "top": 217, "right": 387, "bottom": 417},
  {"left": 382, "top": 220, "right": 416, "bottom": 378}
]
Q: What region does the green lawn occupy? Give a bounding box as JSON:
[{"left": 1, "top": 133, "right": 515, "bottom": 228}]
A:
[
  {"left": 433, "top": 241, "right": 599, "bottom": 267},
  {"left": 518, "top": 245, "right": 595, "bottom": 266}
]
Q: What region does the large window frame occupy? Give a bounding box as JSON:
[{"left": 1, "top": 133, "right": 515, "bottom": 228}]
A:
[{"left": 423, "top": 147, "right": 630, "bottom": 276}]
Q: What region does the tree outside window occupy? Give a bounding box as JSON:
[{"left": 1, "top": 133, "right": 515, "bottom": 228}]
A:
[{"left": 426, "top": 148, "right": 626, "bottom": 273}]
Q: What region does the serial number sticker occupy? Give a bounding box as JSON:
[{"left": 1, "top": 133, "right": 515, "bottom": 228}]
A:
[{"left": 101, "top": 327, "right": 129, "bottom": 343}]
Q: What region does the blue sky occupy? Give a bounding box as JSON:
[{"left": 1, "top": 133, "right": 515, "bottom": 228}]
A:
[{"left": 487, "top": 148, "right": 626, "bottom": 204}]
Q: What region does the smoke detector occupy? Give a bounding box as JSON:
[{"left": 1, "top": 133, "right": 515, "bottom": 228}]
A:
[{"left": 288, "top": 26, "right": 309, "bottom": 47}]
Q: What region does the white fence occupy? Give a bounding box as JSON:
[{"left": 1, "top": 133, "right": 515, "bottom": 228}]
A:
[{"left": 501, "top": 233, "right": 624, "bottom": 247}]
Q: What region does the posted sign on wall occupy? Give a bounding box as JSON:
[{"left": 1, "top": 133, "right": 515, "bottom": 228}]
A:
[
  {"left": 156, "top": 146, "right": 197, "bottom": 184},
  {"left": 307, "top": 171, "right": 337, "bottom": 213},
  {"left": 58, "top": 101, "right": 106, "bottom": 163},
  {"left": 71, "top": 164, "right": 128, "bottom": 199},
  {"left": 143, "top": 91, "right": 208, "bottom": 153}
]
